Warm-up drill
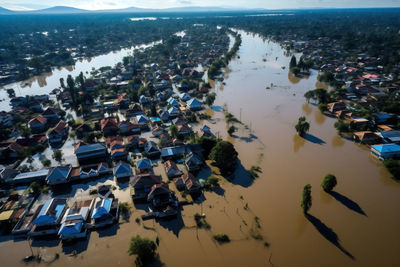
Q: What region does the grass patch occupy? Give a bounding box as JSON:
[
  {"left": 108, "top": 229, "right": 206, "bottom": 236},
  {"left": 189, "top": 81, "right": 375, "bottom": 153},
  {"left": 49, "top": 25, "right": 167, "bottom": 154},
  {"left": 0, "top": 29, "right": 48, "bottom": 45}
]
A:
[{"left": 213, "top": 233, "right": 230, "bottom": 243}]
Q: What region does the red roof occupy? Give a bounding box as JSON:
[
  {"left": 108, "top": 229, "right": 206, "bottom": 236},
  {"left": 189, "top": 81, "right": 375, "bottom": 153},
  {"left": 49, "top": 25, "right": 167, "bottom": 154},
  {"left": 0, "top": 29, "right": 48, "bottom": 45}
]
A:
[
  {"left": 28, "top": 115, "right": 47, "bottom": 125},
  {"left": 101, "top": 118, "right": 118, "bottom": 130},
  {"left": 52, "top": 121, "right": 68, "bottom": 134}
]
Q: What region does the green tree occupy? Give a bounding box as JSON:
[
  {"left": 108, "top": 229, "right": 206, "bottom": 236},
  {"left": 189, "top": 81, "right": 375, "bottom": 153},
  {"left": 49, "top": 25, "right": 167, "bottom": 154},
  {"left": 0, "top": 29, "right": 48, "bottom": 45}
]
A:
[
  {"left": 334, "top": 120, "right": 350, "bottom": 135},
  {"left": 318, "top": 103, "right": 328, "bottom": 113},
  {"left": 41, "top": 157, "right": 51, "bottom": 167},
  {"left": 205, "top": 93, "right": 216, "bottom": 106},
  {"left": 321, "top": 174, "right": 337, "bottom": 192},
  {"left": 67, "top": 74, "right": 76, "bottom": 106},
  {"left": 301, "top": 184, "right": 312, "bottom": 214},
  {"left": 289, "top": 55, "right": 297, "bottom": 69},
  {"left": 59, "top": 77, "right": 65, "bottom": 89},
  {"left": 19, "top": 125, "right": 31, "bottom": 138},
  {"left": 295, "top": 116, "right": 310, "bottom": 137},
  {"left": 128, "top": 235, "right": 157, "bottom": 265},
  {"left": 169, "top": 124, "right": 178, "bottom": 139},
  {"left": 52, "top": 149, "right": 63, "bottom": 164},
  {"left": 227, "top": 125, "right": 236, "bottom": 136},
  {"left": 209, "top": 141, "right": 238, "bottom": 175}
]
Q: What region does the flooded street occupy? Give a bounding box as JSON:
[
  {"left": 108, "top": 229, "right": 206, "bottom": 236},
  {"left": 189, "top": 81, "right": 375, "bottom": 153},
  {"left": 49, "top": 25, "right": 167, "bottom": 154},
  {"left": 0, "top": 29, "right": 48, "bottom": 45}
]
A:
[
  {"left": 0, "top": 41, "right": 160, "bottom": 111},
  {"left": 1, "top": 30, "right": 400, "bottom": 267}
]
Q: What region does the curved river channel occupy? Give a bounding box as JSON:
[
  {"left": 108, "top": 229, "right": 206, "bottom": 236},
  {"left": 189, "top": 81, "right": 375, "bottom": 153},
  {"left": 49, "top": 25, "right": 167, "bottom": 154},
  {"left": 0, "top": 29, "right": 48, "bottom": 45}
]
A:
[{"left": 0, "top": 30, "right": 399, "bottom": 267}]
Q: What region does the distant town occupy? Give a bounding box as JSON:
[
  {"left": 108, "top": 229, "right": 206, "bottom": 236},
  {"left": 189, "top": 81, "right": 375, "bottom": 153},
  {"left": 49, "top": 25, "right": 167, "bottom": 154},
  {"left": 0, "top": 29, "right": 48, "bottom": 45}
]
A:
[{"left": 0, "top": 7, "right": 399, "bottom": 267}]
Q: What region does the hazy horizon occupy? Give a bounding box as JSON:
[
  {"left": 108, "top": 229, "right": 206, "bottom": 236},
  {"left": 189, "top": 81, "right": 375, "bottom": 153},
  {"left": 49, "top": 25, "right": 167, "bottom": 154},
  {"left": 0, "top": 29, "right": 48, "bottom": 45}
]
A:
[{"left": 1, "top": 0, "right": 400, "bottom": 11}]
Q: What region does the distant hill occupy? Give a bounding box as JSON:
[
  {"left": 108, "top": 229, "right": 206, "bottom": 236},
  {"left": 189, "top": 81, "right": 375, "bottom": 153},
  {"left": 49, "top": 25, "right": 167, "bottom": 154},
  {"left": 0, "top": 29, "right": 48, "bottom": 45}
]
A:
[
  {"left": 28, "top": 6, "right": 88, "bottom": 14},
  {"left": 0, "top": 6, "right": 14, "bottom": 14},
  {"left": 0, "top": 5, "right": 250, "bottom": 15}
]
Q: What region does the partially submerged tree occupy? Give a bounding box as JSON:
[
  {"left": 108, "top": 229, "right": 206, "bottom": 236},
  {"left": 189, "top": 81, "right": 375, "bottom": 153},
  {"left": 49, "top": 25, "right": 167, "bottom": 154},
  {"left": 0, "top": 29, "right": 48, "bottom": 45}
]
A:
[
  {"left": 209, "top": 140, "right": 238, "bottom": 175},
  {"left": 301, "top": 184, "right": 312, "bottom": 214},
  {"left": 295, "top": 116, "right": 310, "bottom": 137},
  {"left": 128, "top": 235, "right": 157, "bottom": 265},
  {"left": 321, "top": 174, "right": 337, "bottom": 192}
]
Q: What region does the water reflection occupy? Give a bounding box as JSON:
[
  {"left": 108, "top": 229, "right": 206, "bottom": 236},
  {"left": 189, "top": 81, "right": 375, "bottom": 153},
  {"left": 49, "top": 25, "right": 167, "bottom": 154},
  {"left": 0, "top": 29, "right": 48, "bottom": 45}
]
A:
[
  {"left": 315, "top": 81, "right": 329, "bottom": 90},
  {"left": 288, "top": 71, "right": 300, "bottom": 84},
  {"left": 314, "top": 110, "right": 326, "bottom": 125},
  {"left": 302, "top": 103, "right": 312, "bottom": 116},
  {"left": 293, "top": 134, "right": 306, "bottom": 153},
  {"left": 319, "top": 189, "right": 333, "bottom": 204},
  {"left": 331, "top": 135, "right": 345, "bottom": 148},
  {"left": 295, "top": 211, "right": 308, "bottom": 238}
]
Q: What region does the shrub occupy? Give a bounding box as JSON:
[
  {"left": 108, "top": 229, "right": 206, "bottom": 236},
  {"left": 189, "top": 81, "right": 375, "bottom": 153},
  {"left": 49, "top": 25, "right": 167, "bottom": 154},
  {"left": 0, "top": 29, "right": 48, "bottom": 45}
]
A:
[
  {"left": 383, "top": 159, "right": 400, "bottom": 180},
  {"left": 213, "top": 233, "right": 230, "bottom": 243},
  {"left": 119, "top": 202, "right": 130, "bottom": 214},
  {"left": 321, "top": 174, "right": 337, "bottom": 192},
  {"left": 206, "top": 175, "right": 219, "bottom": 187}
]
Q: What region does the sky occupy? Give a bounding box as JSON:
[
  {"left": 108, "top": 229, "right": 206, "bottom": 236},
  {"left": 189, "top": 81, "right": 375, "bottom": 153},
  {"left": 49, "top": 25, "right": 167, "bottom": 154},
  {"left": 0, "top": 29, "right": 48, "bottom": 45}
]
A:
[{"left": 1, "top": 0, "right": 399, "bottom": 11}]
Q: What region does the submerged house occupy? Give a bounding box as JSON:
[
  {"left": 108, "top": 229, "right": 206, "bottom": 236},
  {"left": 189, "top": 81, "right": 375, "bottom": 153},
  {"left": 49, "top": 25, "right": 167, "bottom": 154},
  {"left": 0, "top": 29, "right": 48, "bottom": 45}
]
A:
[
  {"left": 75, "top": 143, "right": 107, "bottom": 163},
  {"left": 58, "top": 199, "right": 94, "bottom": 240},
  {"left": 101, "top": 118, "right": 119, "bottom": 136},
  {"left": 130, "top": 173, "right": 162, "bottom": 200},
  {"left": 136, "top": 158, "right": 153, "bottom": 174},
  {"left": 353, "top": 131, "right": 382, "bottom": 145},
  {"left": 29, "top": 198, "right": 67, "bottom": 237},
  {"left": 164, "top": 160, "right": 183, "bottom": 179},
  {"left": 28, "top": 115, "right": 47, "bottom": 133},
  {"left": 147, "top": 183, "right": 177, "bottom": 210},
  {"left": 144, "top": 141, "right": 160, "bottom": 158},
  {"left": 113, "top": 162, "right": 133, "bottom": 180},
  {"left": 371, "top": 144, "right": 400, "bottom": 159},
  {"left": 46, "top": 166, "right": 71, "bottom": 186},
  {"left": 48, "top": 121, "right": 69, "bottom": 144},
  {"left": 187, "top": 98, "right": 203, "bottom": 111},
  {"left": 89, "top": 197, "right": 119, "bottom": 229},
  {"left": 185, "top": 152, "right": 203, "bottom": 172}
]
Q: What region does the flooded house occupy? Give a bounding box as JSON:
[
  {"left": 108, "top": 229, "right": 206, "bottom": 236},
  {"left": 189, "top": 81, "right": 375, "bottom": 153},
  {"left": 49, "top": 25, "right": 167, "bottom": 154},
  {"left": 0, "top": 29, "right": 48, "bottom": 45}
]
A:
[
  {"left": 184, "top": 152, "right": 203, "bottom": 172},
  {"left": 147, "top": 183, "right": 178, "bottom": 210},
  {"left": 46, "top": 166, "right": 71, "bottom": 186},
  {"left": 164, "top": 160, "right": 183, "bottom": 179},
  {"left": 144, "top": 141, "right": 161, "bottom": 158},
  {"left": 113, "top": 162, "right": 133, "bottom": 180},
  {"left": 48, "top": 121, "right": 69, "bottom": 144},
  {"left": 187, "top": 98, "right": 203, "bottom": 111},
  {"left": 130, "top": 173, "right": 162, "bottom": 200},
  {"left": 371, "top": 144, "right": 400, "bottom": 159},
  {"left": 136, "top": 158, "right": 153, "bottom": 174},
  {"left": 58, "top": 199, "right": 94, "bottom": 240},
  {"left": 353, "top": 131, "right": 382, "bottom": 145},
  {"left": 28, "top": 115, "right": 47, "bottom": 133},
  {"left": 88, "top": 197, "right": 119, "bottom": 229},
  {"left": 29, "top": 198, "right": 67, "bottom": 237},
  {"left": 74, "top": 143, "right": 107, "bottom": 164}
]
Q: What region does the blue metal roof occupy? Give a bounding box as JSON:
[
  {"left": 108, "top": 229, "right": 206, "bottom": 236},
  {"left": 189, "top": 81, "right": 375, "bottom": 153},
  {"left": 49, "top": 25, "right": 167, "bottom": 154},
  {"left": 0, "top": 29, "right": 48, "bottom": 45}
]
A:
[{"left": 371, "top": 144, "right": 400, "bottom": 153}]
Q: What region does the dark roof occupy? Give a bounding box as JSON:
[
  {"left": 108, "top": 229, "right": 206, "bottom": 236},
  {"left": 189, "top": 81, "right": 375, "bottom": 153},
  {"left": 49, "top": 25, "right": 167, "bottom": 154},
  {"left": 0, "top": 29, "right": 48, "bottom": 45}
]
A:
[{"left": 75, "top": 143, "right": 106, "bottom": 155}]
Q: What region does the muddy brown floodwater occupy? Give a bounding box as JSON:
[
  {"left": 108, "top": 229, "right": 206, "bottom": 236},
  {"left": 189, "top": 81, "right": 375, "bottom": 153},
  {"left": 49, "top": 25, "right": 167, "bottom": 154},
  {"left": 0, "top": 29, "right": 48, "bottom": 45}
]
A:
[{"left": 1, "top": 30, "right": 400, "bottom": 267}]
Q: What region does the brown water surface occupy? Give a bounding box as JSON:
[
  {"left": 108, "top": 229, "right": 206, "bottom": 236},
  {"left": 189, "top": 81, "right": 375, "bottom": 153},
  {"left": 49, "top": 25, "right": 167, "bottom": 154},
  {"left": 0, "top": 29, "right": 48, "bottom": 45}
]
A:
[{"left": 1, "top": 30, "right": 399, "bottom": 267}]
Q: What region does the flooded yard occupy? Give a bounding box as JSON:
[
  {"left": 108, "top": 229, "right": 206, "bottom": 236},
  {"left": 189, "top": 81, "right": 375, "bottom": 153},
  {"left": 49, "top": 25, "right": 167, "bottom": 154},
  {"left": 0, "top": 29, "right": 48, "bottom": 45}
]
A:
[{"left": 1, "top": 30, "right": 400, "bottom": 267}]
